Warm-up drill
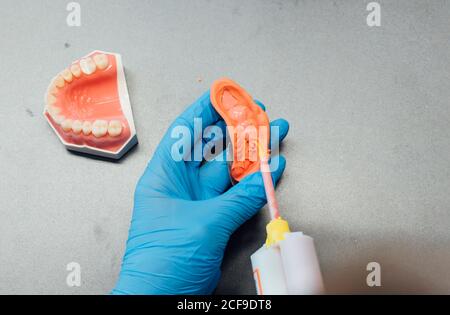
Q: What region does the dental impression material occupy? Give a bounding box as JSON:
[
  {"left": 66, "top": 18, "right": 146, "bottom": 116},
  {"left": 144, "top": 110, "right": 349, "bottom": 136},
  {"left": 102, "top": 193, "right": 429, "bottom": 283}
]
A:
[
  {"left": 211, "top": 78, "right": 270, "bottom": 182},
  {"left": 44, "top": 50, "right": 137, "bottom": 159}
]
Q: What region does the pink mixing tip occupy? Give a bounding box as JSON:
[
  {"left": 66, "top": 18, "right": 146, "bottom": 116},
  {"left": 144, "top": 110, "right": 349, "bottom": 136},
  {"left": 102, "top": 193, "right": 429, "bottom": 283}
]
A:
[{"left": 258, "top": 144, "right": 280, "bottom": 220}]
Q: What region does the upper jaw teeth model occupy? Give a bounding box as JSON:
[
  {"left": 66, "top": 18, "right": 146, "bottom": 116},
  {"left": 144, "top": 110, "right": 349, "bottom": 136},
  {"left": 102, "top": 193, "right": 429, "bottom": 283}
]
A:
[{"left": 44, "top": 50, "right": 137, "bottom": 159}]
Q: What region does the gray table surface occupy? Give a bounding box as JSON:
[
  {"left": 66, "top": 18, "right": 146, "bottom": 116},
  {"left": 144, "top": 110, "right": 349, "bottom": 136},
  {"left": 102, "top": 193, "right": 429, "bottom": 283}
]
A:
[{"left": 0, "top": 0, "right": 449, "bottom": 294}]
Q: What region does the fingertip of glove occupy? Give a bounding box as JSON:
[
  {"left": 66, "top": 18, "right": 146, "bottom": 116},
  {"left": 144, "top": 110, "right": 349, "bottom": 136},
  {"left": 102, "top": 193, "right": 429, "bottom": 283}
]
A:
[{"left": 254, "top": 99, "right": 266, "bottom": 112}]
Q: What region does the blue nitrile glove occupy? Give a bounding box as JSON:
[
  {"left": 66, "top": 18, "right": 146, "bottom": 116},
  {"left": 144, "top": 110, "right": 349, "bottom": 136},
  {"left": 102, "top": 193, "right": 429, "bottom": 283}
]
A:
[{"left": 112, "top": 91, "right": 289, "bottom": 295}]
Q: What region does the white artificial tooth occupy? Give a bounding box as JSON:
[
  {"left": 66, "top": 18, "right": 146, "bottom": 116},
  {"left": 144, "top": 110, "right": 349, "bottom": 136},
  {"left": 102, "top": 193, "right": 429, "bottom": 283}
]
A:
[
  {"left": 82, "top": 121, "right": 92, "bottom": 136},
  {"left": 54, "top": 115, "right": 66, "bottom": 125},
  {"left": 70, "top": 64, "right": 82, "bottom": 78},
  {"left": 92, "top": 120, "right": 108, "bottom": 138},
  {"left": 61, "top": 69, "right": 73, "bottom": 83},
  {"left": 72, "top": 120, "right": 83, "bottom": 134},
  {"left": 47, "top": 105, "right": 61, "bottom": 117},
  {"left": 61, "top": 119, "right": 73, "bottom": 132},
  {"left": 47, "top": 84, "right": 58, "bottom": 95},
  {"left": 47, "top": 93, "right": 56, "bottom": 105},
  {"left": 93, "top": 54, "right": 109, "bottom": 70},
  {"left": 80, "top": 58, "right": 96, "bottom": 75},
  {"left": 108, "top": 120, "right": 123, "bottom": 137},
  {"left": 54, "top": 75, "right": 65, "bottom": 88}
]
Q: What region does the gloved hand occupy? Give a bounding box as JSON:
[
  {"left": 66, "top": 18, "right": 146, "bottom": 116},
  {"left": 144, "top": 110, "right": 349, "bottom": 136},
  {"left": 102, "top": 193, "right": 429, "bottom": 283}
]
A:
[{"left": 112, "top": 91, "right": 289, "bottom": 294}]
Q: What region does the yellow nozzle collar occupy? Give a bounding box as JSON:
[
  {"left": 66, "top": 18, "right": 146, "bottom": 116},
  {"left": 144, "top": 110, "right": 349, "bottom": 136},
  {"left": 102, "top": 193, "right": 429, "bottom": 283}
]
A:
[{"left": 265, "top": 217, "right": 290, "bottom": 247}]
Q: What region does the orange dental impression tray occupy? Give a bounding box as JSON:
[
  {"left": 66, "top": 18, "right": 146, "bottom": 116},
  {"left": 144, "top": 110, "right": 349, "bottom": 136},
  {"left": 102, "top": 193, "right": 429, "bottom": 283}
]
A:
[
  {"left": 211, "top": 78, "right": 270, "bottom": 182},
  {"left": 44, "top": 50, "right": 137, "bottom": 159}
]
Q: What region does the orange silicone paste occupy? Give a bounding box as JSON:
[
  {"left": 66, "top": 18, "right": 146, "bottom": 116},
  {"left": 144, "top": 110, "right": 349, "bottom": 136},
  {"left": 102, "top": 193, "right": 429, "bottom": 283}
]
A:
[
  {"left": 211, "top": 78, "right": 270, "bottom": 182},
  {"left": 44, "top": 51, "right": 136, "bottom": 157}
]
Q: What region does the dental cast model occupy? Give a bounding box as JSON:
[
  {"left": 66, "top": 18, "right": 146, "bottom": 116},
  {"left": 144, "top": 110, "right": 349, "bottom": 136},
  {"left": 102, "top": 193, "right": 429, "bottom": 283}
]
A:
[
  {"left": 211, "top": 78, "right": 270, "bottom": 182},
  {"left": 44, "top": 50, "right": 137, "bottom": 159}
]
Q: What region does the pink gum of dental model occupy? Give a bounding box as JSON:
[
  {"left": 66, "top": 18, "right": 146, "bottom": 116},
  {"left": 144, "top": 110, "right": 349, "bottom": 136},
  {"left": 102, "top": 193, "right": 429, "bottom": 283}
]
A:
[{"left": 44, "top": 50, "right": 137, "bottom": 159}]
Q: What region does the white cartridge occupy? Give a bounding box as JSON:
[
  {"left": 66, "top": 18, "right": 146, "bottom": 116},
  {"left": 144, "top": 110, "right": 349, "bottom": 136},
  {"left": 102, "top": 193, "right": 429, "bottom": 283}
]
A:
[
  {"left": 250, "top": 232, "right": 324, "bottom": 295},
  {"left": 250, "top": 244, "right": 287, "bottom": 295},
  {"left": 279, "top": 232, "right": 324, "bottom": 295}
]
